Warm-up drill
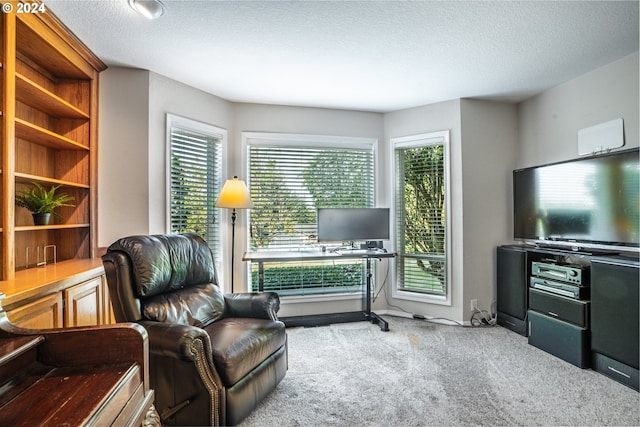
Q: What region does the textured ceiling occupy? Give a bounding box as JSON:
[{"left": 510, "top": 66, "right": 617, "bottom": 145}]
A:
[{"left": 44, "top": 0, "right": 639, "bottom": 112}]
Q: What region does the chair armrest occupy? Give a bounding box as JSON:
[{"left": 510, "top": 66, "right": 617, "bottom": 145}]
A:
[
  {"left": 139, "top": 320, "right": 213, "bottom": 362},
  {"left": 224, "top": 292, "right": 280, "bottom": 321}
]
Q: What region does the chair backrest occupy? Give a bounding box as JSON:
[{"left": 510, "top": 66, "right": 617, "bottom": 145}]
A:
[{"left": 103, "top": 233, "right": 226, "bottom": 327}]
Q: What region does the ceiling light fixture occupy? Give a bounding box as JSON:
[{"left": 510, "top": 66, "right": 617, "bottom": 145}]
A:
[{"left": 128, "top": 0, "right": 166, "bottom": 20}]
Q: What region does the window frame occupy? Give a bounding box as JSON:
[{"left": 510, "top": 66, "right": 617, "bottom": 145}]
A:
[
  {"left": 390, "top": 130, "right": 452, "bottom": 306},
  {"left": 165, "top": 113, "right": 227, "bottom": 275},
  {"left": 242, "top": 132, "right": 380, "bottom": 301}
]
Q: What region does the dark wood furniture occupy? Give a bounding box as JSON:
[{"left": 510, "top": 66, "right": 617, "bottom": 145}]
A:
[
  {"left": 0, "top": 292, "right": 156, "bottom": 425},
  {"left": 497, "top": 244, "right": 639, "bottom": 390}
]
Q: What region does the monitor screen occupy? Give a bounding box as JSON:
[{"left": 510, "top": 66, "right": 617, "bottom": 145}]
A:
[
  {"left": 513, "top": 148, "right": 639, "bottom": 251},
  {"left": 317, "top": 208, "right": 390, "bottom": 243}
]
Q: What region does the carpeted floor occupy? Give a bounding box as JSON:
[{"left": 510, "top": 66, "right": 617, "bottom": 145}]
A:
[{"left": 240, "top": 315, "right": 640, "bottom": 426}]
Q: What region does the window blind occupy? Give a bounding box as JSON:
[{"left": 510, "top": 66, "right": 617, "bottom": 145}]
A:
[
  {"left": 395, "top": 142, "right": 447, "bottom": 296},
  {"left": 248, "top": 145, "right": 374, "bottom": 250},
  {"left": 247, "top": 138, "right": 375, "bottom": 295},
  {"left": 169, "top": 122, "right": 223, "bottom": 268}
]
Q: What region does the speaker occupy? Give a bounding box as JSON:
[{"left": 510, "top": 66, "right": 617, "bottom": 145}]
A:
[
  {"left": 591, "top": 259, "right": 639, "bottom": 369},
  {"left": 528, "top": 288, "right": 589, "bottom": 328},
  {"left": 497, "top": 246, "right": 528, "bottom": 336},
  {"left": 528, "top": 310, "right": 590, "bottom": 368}
]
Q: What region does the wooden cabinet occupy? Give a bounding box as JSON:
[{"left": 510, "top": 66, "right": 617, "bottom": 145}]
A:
[
  {"left": 0, "top": 4, "right": 108, "bottom": 324},
  {"left": 1, "top": 258, "right": 111, "bottom": 328},
  {"left": 64, "top": 276, "right": 102, "bottom": 327},
  {"left": 5, "top": 291, "right": 63, "bottom": 328}
]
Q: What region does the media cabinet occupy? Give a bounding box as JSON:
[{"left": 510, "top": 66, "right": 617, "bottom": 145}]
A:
[{"left": 496, "top": 244, "right": 639, "bottom": 391}]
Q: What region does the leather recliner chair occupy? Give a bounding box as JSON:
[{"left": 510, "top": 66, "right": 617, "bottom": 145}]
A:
[{"left": 102, "top": 233, "right": 287, "bottom": 426}]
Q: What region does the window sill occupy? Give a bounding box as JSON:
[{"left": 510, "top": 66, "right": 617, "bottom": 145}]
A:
[{"left": 391, "top": 289, "right": 451, "bottom": 306}]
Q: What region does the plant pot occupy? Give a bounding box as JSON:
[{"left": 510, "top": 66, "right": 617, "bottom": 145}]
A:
[{"left": 32, "top": 213, "right": 51, "bottom": 226}]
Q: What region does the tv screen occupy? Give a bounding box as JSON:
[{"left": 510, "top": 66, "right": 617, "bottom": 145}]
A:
[
  {"left": 513, "top": 148, "right": 639, "bottom": 252},
  {"left": 317, "top": 208, "right": 390, "bottom": 243}
]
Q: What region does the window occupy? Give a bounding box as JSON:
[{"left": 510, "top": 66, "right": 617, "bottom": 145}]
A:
[
  {"left": 245, "top": 133, "right": 377, "bottom": 296},
  {"left": 393, "top": 131, "right": 450, "bottom": 302},
  {"left": 167, "top": 114, "right": 225, "bottom": 270}
]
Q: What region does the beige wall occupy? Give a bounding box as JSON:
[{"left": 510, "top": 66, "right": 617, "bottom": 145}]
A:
[
  {"left": 148, "top": 73, "right": 234, "bottom": 235},
  {"left": 459, "top": 99, "right": 518, "bottom": 318},
  {"left": 98, "top": 68, "right": 150, "bottom": 247},
  {"left": 98, "top": 50, "right": 638, "bottom": 323},
  {"left": 517, "top": 52, "right": 639, "bottom": 168},
  {"left": 382, "top": 99, "right": 517, "bottom": 324},
  {"left": 98, "top": 68, "right": 234, "bottom": 248},
  {"left": 383, "top": 99, "right": 466, "bottom": 322}
]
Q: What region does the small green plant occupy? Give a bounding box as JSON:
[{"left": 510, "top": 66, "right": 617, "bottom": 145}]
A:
[{"left": 15, "top": 182, "right": 75, "bottom": 219}]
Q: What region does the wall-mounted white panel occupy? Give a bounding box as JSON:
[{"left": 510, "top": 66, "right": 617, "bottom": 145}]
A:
[{"left": 578, "top": 118, "right": 624, "bottom": 155}]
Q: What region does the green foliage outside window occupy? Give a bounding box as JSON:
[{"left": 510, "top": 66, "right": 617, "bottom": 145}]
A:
[{"left": 397, "top": 143, "right": 447, "bottom": 295}]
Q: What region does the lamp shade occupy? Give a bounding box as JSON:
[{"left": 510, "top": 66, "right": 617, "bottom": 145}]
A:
[{"left": 215, "top": 176, "right": 253, "bottom": 209}]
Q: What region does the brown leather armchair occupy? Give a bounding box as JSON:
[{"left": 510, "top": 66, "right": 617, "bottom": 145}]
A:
[{"left": 102, "top": 233, "right": 287, "bottom": 426}]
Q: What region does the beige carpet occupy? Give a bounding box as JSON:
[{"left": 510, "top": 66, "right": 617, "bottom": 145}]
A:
[{"left": 240, "top": 315, "right": 639, "bottom": 426}]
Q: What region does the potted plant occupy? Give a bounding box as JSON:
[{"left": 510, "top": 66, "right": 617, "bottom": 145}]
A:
[{"left": 15, "top": 182, "right": 75, "bottom": 225}]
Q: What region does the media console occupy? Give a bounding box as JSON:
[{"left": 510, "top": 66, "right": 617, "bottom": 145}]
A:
[{"left": 497, "top": 244, "right": 639, "bottom": 391}]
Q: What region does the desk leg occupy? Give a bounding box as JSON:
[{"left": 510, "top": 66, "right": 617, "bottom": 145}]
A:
[
  {"left": 258, "top": 261, "right": 264, "bottom": 292},
  {"left": 364, "top": 258, "right": 389, "bottom": 331}
]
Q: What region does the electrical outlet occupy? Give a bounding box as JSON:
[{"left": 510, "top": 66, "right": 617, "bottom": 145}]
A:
[{"left": 470, "top": 299, "right": 478, "bottom": 311}]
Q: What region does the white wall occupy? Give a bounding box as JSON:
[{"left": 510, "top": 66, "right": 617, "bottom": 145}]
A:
[{"left": 517, "top": 52, "right": 639, "bottom": 167}]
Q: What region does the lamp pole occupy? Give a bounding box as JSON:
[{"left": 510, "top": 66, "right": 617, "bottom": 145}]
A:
[
  {"left": 230, "top": 208, "right": 237, "bottom": 293},
  {"left": 215, "top": 176, "right": 252, "bottom": 294}
]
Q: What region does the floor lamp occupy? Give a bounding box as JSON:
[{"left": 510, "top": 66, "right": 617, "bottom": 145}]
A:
[{"left": 215, "top": 176, "right": 252, "bottom": 293}]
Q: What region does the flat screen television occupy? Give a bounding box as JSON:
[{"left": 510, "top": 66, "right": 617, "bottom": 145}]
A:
[
  {"left": 317, "top": 208, "right": 390, "bottom": 243},
  {"left": 513, "top": 147, "right": 639, "bottom": 253}
]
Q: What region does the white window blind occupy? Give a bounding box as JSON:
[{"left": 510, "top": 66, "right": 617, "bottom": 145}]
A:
[
  {"left": 246, "top": 134, "right": 376, "bottom": 295},
  {"left": 168, "top": 115, "right": 224, "bottom": 269},
  {"left": 394, "top": 133, "right": 449, "bottom": 297}
]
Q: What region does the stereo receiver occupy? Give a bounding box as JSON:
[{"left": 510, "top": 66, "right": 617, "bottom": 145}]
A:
[
  {"left": 530, "top": 277, "right": 589, "bottom": 300},
  {"left": 531, "top": 261, "right": 589, "bottom": 286}
]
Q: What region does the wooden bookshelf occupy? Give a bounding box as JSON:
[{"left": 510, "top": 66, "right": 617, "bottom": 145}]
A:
[{"left": 0, "top": 3, "right": 108, "bottom": 326}]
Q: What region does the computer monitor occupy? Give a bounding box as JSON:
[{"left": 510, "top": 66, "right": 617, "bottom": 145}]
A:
[{"left": 317, "top": 208, "right": 390, "bottom": 243}]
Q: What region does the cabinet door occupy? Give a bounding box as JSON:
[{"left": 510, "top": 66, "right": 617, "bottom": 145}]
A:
[
  {"left": 64, "top": 276, "right": 102, "bottom": 327},
  {"left": 6, "top": 293, "right": 64, "bottom": 329}
]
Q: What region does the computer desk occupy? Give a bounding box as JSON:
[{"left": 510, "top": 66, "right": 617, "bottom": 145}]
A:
[{"left": 242, "top": 249, "right": 396, "bottom": 331}]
